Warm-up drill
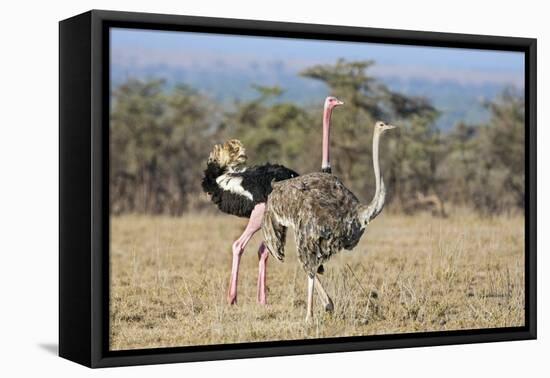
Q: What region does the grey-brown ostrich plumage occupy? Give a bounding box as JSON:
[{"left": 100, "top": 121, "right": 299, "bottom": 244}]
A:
[{"left": 262, "top": 121, "right": 396, "bottom": 321}]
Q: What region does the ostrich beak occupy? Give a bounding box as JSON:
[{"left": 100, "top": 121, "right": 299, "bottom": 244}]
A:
[
  {"left": 336, "top": 100, "right": 344, "bottom": 106},
  {"left": 385, "top": 124, "right": 397, "bottom": 130}
]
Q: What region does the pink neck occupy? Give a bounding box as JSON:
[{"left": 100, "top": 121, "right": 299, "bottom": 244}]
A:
[{"left": 322, "top": 105, "right": 333, "bottom": 170}]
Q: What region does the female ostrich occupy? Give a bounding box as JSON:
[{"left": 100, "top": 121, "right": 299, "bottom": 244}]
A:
[
  {"left": 262, "top": 121, "right": 396, "bottom": 320},
  {"left": 201, "top": 96, "right": 343, "bottom": 305}
]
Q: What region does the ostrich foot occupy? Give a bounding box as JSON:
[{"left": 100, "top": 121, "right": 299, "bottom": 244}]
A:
[
  {"left": 314, "top": 276, "right": 333, "bottom": 312},
  {"left": 227, "top": 293, "right": 238, "bottom": 305}
]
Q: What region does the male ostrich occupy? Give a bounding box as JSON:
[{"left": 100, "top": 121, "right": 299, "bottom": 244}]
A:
[
  {"left": 201, "top": 96, "right": 343, "bottom": 305},
  {"left": 262, "top": 121, "right": 396, "bottom": 320}
]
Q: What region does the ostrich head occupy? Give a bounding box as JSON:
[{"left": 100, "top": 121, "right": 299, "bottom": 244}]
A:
[
  {"left": 324, "top": 96, "right": 344, "bottom": 110},
  {"left": 208, "top": 139, "right": 248, "bottom": 169},
  {"left": 374, "top": 121, "right": 396, "bottom": 133}
]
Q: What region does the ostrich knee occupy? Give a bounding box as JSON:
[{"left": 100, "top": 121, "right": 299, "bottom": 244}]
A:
[
  {"left": 232, "top": 240, "right": 244, "bottom": 256},
  {"left": 258, "top": 244, "right": 269, "bottom": 261},
  {"left": 228, "top": 238, "right": 245, "bottom": 305}
]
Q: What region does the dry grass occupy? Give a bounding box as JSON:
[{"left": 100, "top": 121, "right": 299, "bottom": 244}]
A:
[{"left": 109, "top": 212, "right": 525, "bottom": 350}]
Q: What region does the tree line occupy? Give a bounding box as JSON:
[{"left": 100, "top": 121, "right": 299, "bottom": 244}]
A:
[{"left": 110, "top": 59, "right": 525, "bottom": 216}]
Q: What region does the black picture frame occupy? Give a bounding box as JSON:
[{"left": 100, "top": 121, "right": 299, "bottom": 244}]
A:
[{"left": 59, "top": 9, "right": 537, "bottom": 368}]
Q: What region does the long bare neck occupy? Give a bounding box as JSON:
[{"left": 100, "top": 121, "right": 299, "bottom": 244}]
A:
[
  {"left": 360, "top": 128, "right": 386, "bottom": 225},
  {"left": 372, "top": 130, "right": 381, "bottom": 201},
  {"left": 321, "top": 106, "right": 333, "bottom": 171}
]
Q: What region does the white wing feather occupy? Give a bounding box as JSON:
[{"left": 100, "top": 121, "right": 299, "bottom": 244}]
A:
[{"left": 216, "top": 173, "right": 254, "bottom": 201}]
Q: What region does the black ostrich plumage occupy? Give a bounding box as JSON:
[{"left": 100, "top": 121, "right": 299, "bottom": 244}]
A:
[{"left": 201, "top": 161, "right": 299, "bottom": 218}]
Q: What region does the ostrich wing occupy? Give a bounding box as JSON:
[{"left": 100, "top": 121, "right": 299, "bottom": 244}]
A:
[
  {"left": 216, "top": 173, "right": 254, "bottom": 201},
  {"left": 262, "top": 206, "right": 287, "bottom": 261},
  {"left": 241, "top": 164, "right": 299, "bottom": 203}
]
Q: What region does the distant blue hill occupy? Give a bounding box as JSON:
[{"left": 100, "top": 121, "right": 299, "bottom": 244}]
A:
[{"left": 111, "top": 63, "right": 520, "bottom": 131}]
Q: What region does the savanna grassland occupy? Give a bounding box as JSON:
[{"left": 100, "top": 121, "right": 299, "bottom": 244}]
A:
[{"left": 109, "top": 211, "right": 524, "bottom": 351}]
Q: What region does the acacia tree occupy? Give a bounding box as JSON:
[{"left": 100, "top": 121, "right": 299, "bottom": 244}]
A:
[
  {"left": 227, "top": 85, "right": 316, "bottom": 172},
  {"left": 110, "top": 80, "right": 217, "bottom": 215},
  {"left": 437, "top": 122, "right": 479, "bottom": 206},
  {"left": 388, "top": 113, "right": 446, "bottom": 210},
  {"left": 301, "top": 59, "right": 438, "bottom": 206},
  {"left": 436, "top": 91, "right": 525, "bottom": 215},
  {"left": 109, "top": 65, "right": 525, "bottom": 217},
  {"left": 470, "top": 92, "right": 525, "bottom": 214}
]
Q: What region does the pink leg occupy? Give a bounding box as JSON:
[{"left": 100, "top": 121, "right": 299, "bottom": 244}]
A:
[
  {"left": 227, "top": 203, "right": 266, "bottom": 305},
  {"left": 257, "top": 242, "right": 269, "bottom": 305}
]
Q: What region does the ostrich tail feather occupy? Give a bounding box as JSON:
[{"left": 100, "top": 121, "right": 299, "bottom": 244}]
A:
[{"left": 207, "top": 139, "right": 247, "bottom": 169}]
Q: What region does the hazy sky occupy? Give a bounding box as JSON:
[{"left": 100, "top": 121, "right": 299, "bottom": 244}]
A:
[{"left": 111, "top": 27, "right": 524, "bottom": 86}]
